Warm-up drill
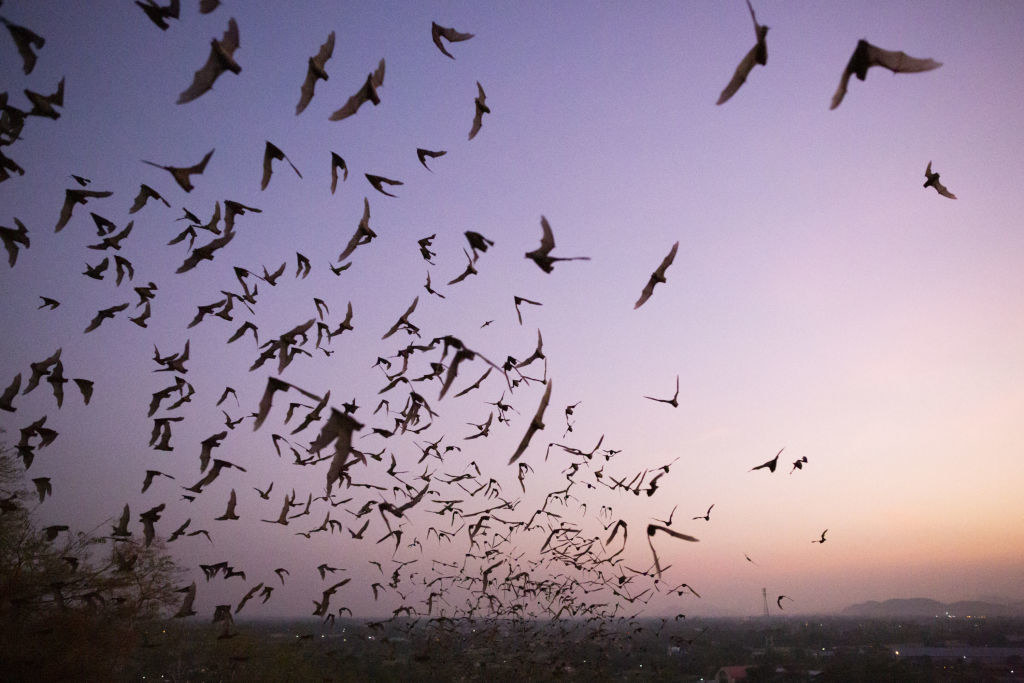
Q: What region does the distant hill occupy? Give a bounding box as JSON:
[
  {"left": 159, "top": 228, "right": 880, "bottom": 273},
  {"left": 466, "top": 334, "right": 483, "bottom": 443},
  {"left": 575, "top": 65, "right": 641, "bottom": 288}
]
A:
[{"left": 842, "top": 598, "right": 1024, "bottom": 618}]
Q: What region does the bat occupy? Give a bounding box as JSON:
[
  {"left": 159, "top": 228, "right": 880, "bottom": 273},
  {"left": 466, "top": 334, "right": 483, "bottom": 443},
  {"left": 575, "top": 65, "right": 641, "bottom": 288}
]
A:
[
  {"left": 923, "top": 161, "right": 956, "bottom": 199},
  {"left": 329, "top": 58, "right": 385, "bottom": 121},
  {"left": 716, "top": 0, "right": 768, "bottom": 105},
  {"left": 431, "top": 21, "right": 473, "bottom": 59},
  {"left": 634, "top": 241, "right": 678, "bottom": 309},
  {"left": 468, "top": 81, "right": 489, "bottom": 140},
  {"left": 830, "top": 39, "right": 941, "bottom": 110},
  {"left": 142, "top": 149, "right": 214, "bottom": 193},
  {"left": 296, "top": 31, "right": 335, "bottom": 115},
  {"left": 509, "top": 379, "right": 553, "bottom": 464},
  {"left": 177, "top": 18, "right": 241, "bottom": 104}
]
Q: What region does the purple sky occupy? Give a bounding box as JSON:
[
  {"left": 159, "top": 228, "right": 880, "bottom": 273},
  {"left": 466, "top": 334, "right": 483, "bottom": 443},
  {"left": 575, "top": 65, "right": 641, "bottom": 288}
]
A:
[{"left": 1, "top": 1, "right": 1023, "bottom": 620}]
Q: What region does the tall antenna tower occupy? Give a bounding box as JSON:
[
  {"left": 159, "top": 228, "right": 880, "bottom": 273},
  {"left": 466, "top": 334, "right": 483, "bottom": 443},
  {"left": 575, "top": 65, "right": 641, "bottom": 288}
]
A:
[{"left": 762, "top": 587, "right": 770, "bottom": 618}]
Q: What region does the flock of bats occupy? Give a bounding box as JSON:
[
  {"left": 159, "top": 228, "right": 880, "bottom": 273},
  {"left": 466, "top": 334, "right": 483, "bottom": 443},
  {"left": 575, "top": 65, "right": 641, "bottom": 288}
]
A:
[{"left": 0, "top": 0, "right": 954, "bottom": 649}]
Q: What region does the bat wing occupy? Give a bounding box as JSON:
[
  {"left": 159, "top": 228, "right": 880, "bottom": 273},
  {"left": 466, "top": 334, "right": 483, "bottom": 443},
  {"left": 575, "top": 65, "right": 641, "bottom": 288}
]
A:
[
  {"left": 655, "top": 241, "right": 679, "bottom": 278},
  {"left": 296, "top": 68, "right": 319, "bottom": 115},
  {"left": 717, "top": 44, "right": 759, "bottom": 105},
  {"left": 469, "top": 109, "right": 484, "bottom": 140},
  {"left": 178, "top": 46, "right": 224, "bottom": 104},
  {"left": 539, "top": 215, "right": 556, "bottom": 253},
  {"left": 509, "top": 379, "right": 552, "bottom": 464},
  {"left": 328, "top": 87, "right": 368, "bottom": 121},
  {"left": 867, "top": 42, "right": 941, "bottom": 74},
  {"left": 932, "top": 180, "right": 957, "bottom": 199},
  {"left": 440, "top": 25, "right": 474, "bottom": 43},
  {"left": 830, "top": 64, "right": 854, "bottom": 110}
]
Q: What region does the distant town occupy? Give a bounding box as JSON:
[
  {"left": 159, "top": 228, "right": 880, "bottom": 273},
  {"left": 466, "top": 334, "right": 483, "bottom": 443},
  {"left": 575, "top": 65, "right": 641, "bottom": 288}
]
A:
[{"left": 115, "top": 608, "right": 1024, "bottom": 681}]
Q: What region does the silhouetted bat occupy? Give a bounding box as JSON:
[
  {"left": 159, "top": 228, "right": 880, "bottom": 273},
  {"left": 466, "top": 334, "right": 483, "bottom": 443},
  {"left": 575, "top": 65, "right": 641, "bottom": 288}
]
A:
[
  {"left": 56, "top": 188, "right": 113, "bottom": 232},
  {"left": 416, "top": 148, "right": 446, "bottom": 171},
  {"left": 337, "top": 198, "right": 375, "bottom": 262},
  {"left": 717, "top": 0, "right": 768, "bottom": 105},
  {"left": 525, "top": 216, "right": 590, "bottom": 273},
  {"left": 431, "top": 21, "right": 473, "bottom": 59},
  {"left": 329, "top": 58, "right": 385, "bottom": 121},
  {"left": 635, "top": 241, "right": 678, "bottom": 309},
  {"left": 366, "top": 173, "right": 402, "bottom": 197},
  {"left": 261, "top": 141, "right": 302, "bottom": 191},
  {"left": 84, "top": 302, "right": 129, "bottom": 333},
  {"left": 509, "top": 379, "right": 552, "bottom": 464},
  {"left": 135, "top": 0, "right": 180, "bottom": 31},
  {"left": 142, "top": 148, "right": 214, "bottom": 192},
  {"left": 24, "top": 77, "right": 64, "bottom": 118},
  {"left": 296, "top": 31, "right": 334, "bottom": 115},
  {"left": 830, "top": 39, "right": 941, "bottom": 110},
  {"left": 1, "top": 217, "right": 29, "bottom": 266},
  {"left": 468, "top": 81, "right": 489, "bottom": 140},
  {"left": 924, "top": 161, "right": 956, "bottom": 199},
  {"left": 178, "top": 17, "right": 241, "bottom": 104},
  {"left": 646, "top": 523, "right": 699, "bottom": 578},
  {"left": 1, "top": 16, "right": 45, "bottom": 74},
  {"left": 176, "top": 229, "right": 235, "bottom": 273},
  {"left": 330, "top": 152, "right": 347, "bottom": 193},
  {"left": 750, "top": 447, "right": 784, "bottom": 473}
]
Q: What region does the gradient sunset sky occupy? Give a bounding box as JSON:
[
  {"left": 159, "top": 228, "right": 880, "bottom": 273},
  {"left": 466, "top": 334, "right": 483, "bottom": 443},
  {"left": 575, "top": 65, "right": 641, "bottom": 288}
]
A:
[{"left": 1, "top": 0, "right": 1022, "bottom": 620}]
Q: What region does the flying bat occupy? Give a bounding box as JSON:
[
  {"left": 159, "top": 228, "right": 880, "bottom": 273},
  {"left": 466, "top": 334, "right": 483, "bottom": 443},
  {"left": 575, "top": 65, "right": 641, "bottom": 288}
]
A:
[
  {"left": 176, "top": 229, "right": 235, "bottom": 273},
  {"left": 177, "top": 17, "right": 241, "bottom": 104},
  {"left": 923, "top": 161, "right": 956, "bottom": 199},
  {"left": 142, "top": 148, "right": 214, "bottom": 192},
  {"left": 330, "top": 152, "right": 347, "bottom": 193},
  {"left": 329, "top": 58, "right": 385, "bottom": 121},
  {"left": 431, "top": 21, "right": 473, "bottom": 59},
  {"left": 129, "top": 184, "right": 169, "bottom": 214},
  {"left": 416, "top": 148, "right": 446, "bottom": 171},
  {"left": 261, "top": 141, "right": 302, "bottom": 191},
  {"left": 509, "top": 379, "right": 553, "bottom": 464},
  {"left": 525, "top": 216, "right": 590, "bottom": 273},
  {"left": 1, "top": 217, "right": 29, "bottom": 266},
  {"left": 830, "top": 39, "right": 941, "bottom": 110},
  {"left": 365, "top": 173, "right": 402, "bottom": 198},
  {"left": 84, "top": 302, "right": 129, "bottom": 333},
  {"left": 717, "top": 0, "right": 768, "bottom": 105},
  {"left": 296, "top": 31, "right": 335, "bottom": 115},
  {"left": 25, "top": 77, "right": 64, "bottom": 119},
  {"left": 55, "top": 189, "right": 113, "bottom": 232},
  {"left": 1, "top": 16, "right": 45, "bottom": 74},
  {"left": 646, "top": 523, "right": 699, "bottom": 578},
  {"left": 136, "top": 0, "right": 180, "bottom": 31},
  {"left": 644, "top": 374, "right": 679, "bottom": 408},
  {"left": 468, "top": 81, "right": 489, "bottom": 140},
  {"left": 635, "top": 241, "right": 678, "bottom": 309},
  {"left": 750, "top": 447, "right": 784, "bottom": 473}
]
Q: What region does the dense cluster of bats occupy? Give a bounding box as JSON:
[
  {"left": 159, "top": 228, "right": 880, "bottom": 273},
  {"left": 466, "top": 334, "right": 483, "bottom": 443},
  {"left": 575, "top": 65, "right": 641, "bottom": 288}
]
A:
[{"left": 0, "top": 0, "right": 952, "bottom": 649}]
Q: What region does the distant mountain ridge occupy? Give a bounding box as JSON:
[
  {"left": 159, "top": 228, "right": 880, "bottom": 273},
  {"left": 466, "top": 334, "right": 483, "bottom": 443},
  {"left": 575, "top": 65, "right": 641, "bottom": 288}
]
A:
[{"left": 842, "top": 598, "right": 1024, "bottom": 618}]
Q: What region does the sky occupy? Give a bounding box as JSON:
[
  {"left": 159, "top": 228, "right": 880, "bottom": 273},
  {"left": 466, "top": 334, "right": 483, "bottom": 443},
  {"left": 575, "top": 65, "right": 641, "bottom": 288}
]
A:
[{"left": 1, "top": 0, "right": 1023, "bottom": 621}]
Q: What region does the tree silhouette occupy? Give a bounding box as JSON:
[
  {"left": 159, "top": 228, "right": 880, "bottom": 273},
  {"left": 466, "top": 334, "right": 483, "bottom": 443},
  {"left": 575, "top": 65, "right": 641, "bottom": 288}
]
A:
[{"left": 0, "top": 449, "right": 184, "bottom": 680}]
